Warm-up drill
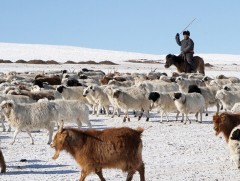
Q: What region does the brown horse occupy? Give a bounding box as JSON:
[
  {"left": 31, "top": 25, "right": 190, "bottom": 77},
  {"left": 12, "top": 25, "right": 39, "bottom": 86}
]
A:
[{"left": 164, "top": 54, "right": 205, "bottom": 75}]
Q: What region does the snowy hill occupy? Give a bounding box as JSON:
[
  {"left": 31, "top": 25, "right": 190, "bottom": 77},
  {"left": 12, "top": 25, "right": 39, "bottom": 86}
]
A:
[{"left": 0, "top": 42, "right": 239, "bottom": 64}]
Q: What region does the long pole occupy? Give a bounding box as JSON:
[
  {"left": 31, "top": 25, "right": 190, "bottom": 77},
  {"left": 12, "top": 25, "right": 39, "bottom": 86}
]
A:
[{"left": 179, "top": 18, "right": 197, "bottom": 34}]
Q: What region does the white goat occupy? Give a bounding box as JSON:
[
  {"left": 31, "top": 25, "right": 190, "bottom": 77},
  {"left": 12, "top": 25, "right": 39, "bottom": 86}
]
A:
[
  {"left": 173, "top": 92, "right": 205, "bottom": 124},
  {"left": 176, "top": 77, "right": 205, "bottom": 93},
  {"left": 216, "top": 90, "right": 240, "bottom": 111},
  {"left": 148, "top": 92, "right": 183, "bottom": 123},
  {"left": 112, "top": 86, "right": 151, "bottom": 122},
  {"left": 0, "top": 100, "right": 56, "bottom": 145},
  {"left": 83, "top": 85, "right": 110, "bottom": 116}
]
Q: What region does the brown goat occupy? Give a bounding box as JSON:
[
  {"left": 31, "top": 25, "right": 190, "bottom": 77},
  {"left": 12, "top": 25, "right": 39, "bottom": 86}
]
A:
[
  {"left": 0, "top": 149, "right": 6, "bottom": 173},
  {"left": 51, "top": 123, "right": 145, "bottom": 181},
  {"left": 213, "top": 112, "right": 240, "bottom": 142},
  {"left": 35, "top": 75, "right": 61, "bottom": 85}
]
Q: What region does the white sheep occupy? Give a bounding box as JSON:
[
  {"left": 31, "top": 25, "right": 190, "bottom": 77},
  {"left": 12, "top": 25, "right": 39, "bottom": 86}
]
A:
[
  {"left": 173, "top": 92, "right": 205, "bottom": 124},
  {"left": 148, "top": 92, "right": 183, "bottom": 123},
  {"left": 231, "top": 103, "right": 240, "bottom": 113},
  {"left": 188, "top": 85, "right": 220, "bottom": 116},
  {"left": 228, "top": 125, "right": 240, "bottom": 169},
  {"left": 0, "top": 100, "right": 56, "bottom": 145},
  {"left": 83, "top": 85, "right": 110, "bottom": 116},
  {"left": 216, "top": 90, "right": 240, "bottom": 111}
]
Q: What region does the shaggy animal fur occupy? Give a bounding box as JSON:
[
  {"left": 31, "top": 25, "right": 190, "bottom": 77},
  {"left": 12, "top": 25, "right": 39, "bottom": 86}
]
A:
[
  {"left": 0, "top": 149, "right": 6, "bottom": 173},
  {"left": 213, "top": 112, "right": 240, "bottom": 142},
  {"left": 228, "top": 125, "right": 240, "bottom": 168},
  {"left": 165, "top": 54, "right": 205, "bottom": 75},
  {"left": 35, "top": 75, "right": 61, "bottom": 85},
  {"left": 51, "top": 125, "right": 145, "bottom": 181}
]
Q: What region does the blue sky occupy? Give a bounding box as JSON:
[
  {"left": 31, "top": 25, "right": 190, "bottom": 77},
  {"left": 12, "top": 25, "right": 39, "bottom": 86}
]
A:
[{"left": 0, "top": 0, "right": 239, "bottom": 55}]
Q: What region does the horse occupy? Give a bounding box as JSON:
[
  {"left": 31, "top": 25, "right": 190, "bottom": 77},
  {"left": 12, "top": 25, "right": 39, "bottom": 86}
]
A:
[{"left": 164, "top": 54, "right": 205, "bottom": 75}]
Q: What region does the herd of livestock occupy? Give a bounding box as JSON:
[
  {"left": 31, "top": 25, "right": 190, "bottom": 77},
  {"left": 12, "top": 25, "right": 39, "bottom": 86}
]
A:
[{"left": 0, "top": 68, "right": 240, "bottom": 180}]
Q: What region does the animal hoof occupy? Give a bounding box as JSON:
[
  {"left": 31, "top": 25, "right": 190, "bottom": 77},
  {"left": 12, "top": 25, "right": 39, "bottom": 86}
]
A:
[
  {"left": 128, "top": 118, "right": 130, "bottom": 122},
  {"left": 205, "top": 113, "right": 208, "bottom": 116},
  {"left": 146, "top": 118, "right": 149, "bottom": 122},
  {"left": 123, "top": 118, "right": 126, "bottom": 122}
]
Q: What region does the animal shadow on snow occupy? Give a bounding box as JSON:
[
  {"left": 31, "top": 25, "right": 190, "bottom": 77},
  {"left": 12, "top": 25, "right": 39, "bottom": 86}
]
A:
[{"left": 6, "top": 159, "right": 78, "bottom": 175}]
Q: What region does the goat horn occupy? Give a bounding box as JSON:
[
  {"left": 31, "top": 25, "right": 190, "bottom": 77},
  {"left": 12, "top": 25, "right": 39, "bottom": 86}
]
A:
[{"left": 58, "top": 120, "right": 64, "bottom": 133}]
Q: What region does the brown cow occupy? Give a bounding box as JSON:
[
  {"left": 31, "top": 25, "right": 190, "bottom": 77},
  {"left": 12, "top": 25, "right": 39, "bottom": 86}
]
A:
[
  {"left": 51, "top": 123, "right": 145, "bottom": 181},
  {"left": 213, "top": 112, "right": 240, "bottom": 142},
  {"left": 0, "top": 149, "right": 6, "bottom": 173}
]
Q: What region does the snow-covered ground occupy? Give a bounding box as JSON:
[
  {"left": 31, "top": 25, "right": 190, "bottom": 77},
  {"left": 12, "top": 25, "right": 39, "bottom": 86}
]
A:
[{"left": 0, "top": 43, "right": 240, "bottom": 181}]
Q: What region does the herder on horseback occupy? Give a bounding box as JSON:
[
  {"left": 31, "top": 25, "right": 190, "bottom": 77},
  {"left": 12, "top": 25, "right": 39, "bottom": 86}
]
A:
[{"left": 175, "top": 30, "right": 195, "bottom": 73}]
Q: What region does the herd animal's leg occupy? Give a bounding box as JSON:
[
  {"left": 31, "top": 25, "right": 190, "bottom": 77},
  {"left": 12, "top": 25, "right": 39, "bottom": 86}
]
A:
[
  {"left": 205, "top": 107, "right": 208, "bottom": 116},
  {"left": 145, "top": 110, "right": 149, "bottom": 122},
  {"left": 1, "top": 118, "right": 5, "bottom": 132},
  {"left": 184, "top": 114, "right": 188, "bottom": 124},
  {"left": 165, "top": 112, "right": 169, "bottom": 122},
  {"left": 104, "top": 106, "right": 109, "bottom": 116},
  {"left": 133, "top": 110, "right": 137, "bottom": 117},
  {"left": 137, "top": 162, "right": 145, "bottom": 181},
  {"left": 7, "top": 125, "right": 11, "bottom": 132},
  {"left": 80, "top": 169, "right": 89, "bottom": 181},
  {"left": 0, "top": 149, "right": 6, "bottom": 173},
  {"left": 111, "top": 107, "right": 116, "bottom": 118},
  {"left": 195, "top": 112, "right": 199, "bottom": 122},
  {"left": 11, "top": 129, "right": 20, "bottom": 145},
  {"left": 176, "top": 112, "right": 180, "bottom": 122},
  {"left": 117, "top": 108, "right": 121, "bottom": 117},
  {"left": 199, "top": 110, "right": 203, "bottom": 123},
  {"left": 95, "top": 169, "right": 106, "bottom": 181},
  {"left": 91, "top": 105, "right": 95, "bottom": 115},
  {"left": 26, "top": 129, "right": 34, "bottom": 145},
  {"left": 126, "top": 170, "right": 136, "bottom": 181},
  {"left": 160, "top": 111, "right": 164, "bottom": 123},
  {"left": 216, "top": 102, "right": 220, "bottom": 114},
  {"left": 77, "top": 119, "right": 82, "bottom": 129},
  {"left": 97, "top": 104, "right": 102, "bottom": 116},
  {"left": 47, "top": 122, "right": 55, "bottom": 144},
  {"left": 181, "top": 113, "right": 184, "bottom": 122},
  {"left": 127, "top": 111, "right": 131, "bottom": 122},
  {"left": 123, "top": 110, "right": 127, "bottom": 122},
  {"left": 138, "top": 108, "right": 144, "bottom": 121}
]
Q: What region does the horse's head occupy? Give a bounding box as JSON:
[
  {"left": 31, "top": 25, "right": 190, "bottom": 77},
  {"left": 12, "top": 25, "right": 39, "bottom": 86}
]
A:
[{"left": 164, "top": 54, "right": 175, "bottom": 68}]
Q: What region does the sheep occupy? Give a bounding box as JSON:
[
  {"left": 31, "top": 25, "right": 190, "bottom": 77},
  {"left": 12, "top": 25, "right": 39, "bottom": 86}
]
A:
[
  {"left": 49, "top": 100, "right": 91, "bottom": 128},
  {"left": 112, "top": 86, "right": 151, "bottom": 122},
  {"left": 188, "top": 85, "right": 220, "bottom": 116},
  {"left": 173, "top": 92, "right": 205, "bottom": 124},
  {"left": 56, "top": 85, "right": 88, "bottom": 103},
  {"left": 51, "top": 123, "right": 145, "bottom": 181},
  {"left": 0, "top": 149, "right": 6, "bottom": 173},
  {"left": 216, "top": 90, "right": 240, "bottom": 111},
  {"left": 175, "top": 77, "right": 205, "bottom": 93},
  {"left": 148, "top": 92, "right": 183, "bottom": 123},
  {"left": 30, "top": 88, "right": 62, "bottom": 100},
  {"left": 223, "top": 85, "right": 240, "bottom": 91},
  {"left": 83, "top": 85, "right": 110, "bottom": 116},
  {"left": 0, "top": 100, "right": 56, "bottom": 145},
  {"left": 228, "top": 125, "right": 240, "bottom": 169},
  {"left": 212, "top": 112, "right": 240, "bottom": 142}
]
